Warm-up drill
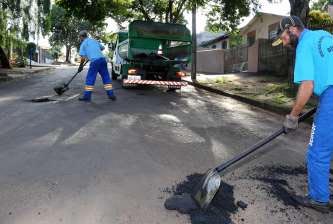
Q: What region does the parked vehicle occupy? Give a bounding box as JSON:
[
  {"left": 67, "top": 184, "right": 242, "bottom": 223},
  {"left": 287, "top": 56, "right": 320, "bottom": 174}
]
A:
[{"left": 111, "top": 20, "right": 191, "bottom": 89}]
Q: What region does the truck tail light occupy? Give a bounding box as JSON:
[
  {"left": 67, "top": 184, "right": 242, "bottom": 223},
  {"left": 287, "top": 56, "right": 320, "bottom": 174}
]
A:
[
  {"left": 176, "top": 71, "right": 185, "bottom": 78},
  {"left": 128, "top": 69, "right": 137, "bottom": 75}
]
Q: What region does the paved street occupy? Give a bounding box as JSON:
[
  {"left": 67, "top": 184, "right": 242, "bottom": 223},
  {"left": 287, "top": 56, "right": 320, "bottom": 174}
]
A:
[{"left": 0, "top": 67, "right": 332, "bottom": 224}]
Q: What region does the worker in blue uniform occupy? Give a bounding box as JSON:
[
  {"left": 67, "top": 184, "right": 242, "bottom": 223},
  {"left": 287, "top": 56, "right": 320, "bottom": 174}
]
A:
[
  {"left": 273, "top": 16, "right": 333, "bottom": 212},
  {"left": 78, "top": 30, "right": 116, "bottom": 102}
]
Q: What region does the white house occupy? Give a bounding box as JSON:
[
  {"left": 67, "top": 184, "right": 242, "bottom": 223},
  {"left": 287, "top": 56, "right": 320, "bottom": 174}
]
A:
[
  {"left": 199, "top": 33, "right": 230, "bottom": 50},
  {"left": 240, "top": 12, "right": 287, "bottom": 45}
]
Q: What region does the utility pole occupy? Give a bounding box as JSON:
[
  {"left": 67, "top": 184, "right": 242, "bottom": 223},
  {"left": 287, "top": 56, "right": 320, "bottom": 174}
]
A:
[{"left": 191, "top": 1, "right": 197, "bottom": 81}]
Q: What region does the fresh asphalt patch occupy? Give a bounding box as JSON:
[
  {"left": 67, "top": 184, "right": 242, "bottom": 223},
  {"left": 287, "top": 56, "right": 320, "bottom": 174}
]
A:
[
  {"left": 28, "top": 93, "right": 80, "bottom": 103},
  {"left": 163, "top": 165, "right": 333, "bottom": 223},
  {"left": 163, "top": 173, "right": 238, "bottom": 224}
]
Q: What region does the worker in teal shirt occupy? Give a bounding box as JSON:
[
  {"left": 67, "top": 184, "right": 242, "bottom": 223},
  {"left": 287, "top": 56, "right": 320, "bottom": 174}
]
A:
[
  {"left": 273, "top": 16, "right": 333, "bottom": 212},
  {"left": 78, "top": 30, "right": 116, "bottom": 101}
]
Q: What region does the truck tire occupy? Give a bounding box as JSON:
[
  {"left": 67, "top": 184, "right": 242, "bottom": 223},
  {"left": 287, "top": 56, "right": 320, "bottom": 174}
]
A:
[{"left": 111, "top": 69, "right": 117, "bottom": 80}]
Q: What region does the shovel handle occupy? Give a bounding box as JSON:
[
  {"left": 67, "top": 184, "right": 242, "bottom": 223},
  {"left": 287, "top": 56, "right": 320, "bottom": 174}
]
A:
[
  {"left": 65, "top": 61, "right": 89, "bottom": 86},
  {"left": 298, "top": 107, "right": 316, "bottom": 122},
  {"left": 215, "top": 107, "right": 317, "bottom": 173}
]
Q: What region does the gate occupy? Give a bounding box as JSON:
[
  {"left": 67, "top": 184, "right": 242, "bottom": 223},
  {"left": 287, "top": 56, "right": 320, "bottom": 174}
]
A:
[{"left": 224, "top": 44, "right": 248, "bottom": 73}]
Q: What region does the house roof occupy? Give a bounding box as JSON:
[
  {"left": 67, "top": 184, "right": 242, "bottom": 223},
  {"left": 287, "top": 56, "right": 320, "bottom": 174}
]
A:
[
  {"left": 199, "top": 34, "right": 229, "bottom": 47},
  {"left": 196, "top": 31, "right": 225, "bottom": 45},
  {"left": 240, "top": 12, "right": 287, "bottom": 33}
]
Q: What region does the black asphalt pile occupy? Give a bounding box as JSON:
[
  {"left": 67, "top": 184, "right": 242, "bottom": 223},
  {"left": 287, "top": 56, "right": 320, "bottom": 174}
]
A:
[
  {"left": 30, "top": 97, "right": 56, "bottom": 103},
  {"left": 163, "top": 173, "right": 239, "bottom": 224}
]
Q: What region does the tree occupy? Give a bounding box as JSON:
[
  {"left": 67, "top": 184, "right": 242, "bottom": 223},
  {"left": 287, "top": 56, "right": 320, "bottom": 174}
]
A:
[
  {"left": 0, "top": 0, "right": 51, "bottom": 68},
  {"left": 308, "top": 9, "right": 333, "bottom": 27},
  {"left": 289, "top": 0, "right": 310, "bottom": 24},
  {"left": 45, "top": 5, "right": 107, "bottom": 63},
  {"left": 50, "top": 45, "right": 62, "bottom": 62},
  {"left": 56, "top": 0, "right": 131, "bottom": 28},
  {"left": 56, "top": 0, "right": 209, "bottom": 26},
  {"left": 311, "top": 0, "right": 329, "bottom": 11},
  {"left": 206, "top": 0, "right": 259, "bottom": 32}
]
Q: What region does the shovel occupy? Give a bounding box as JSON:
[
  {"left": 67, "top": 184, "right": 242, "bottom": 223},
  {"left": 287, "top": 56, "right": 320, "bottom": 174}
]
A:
[
  {"left": 54, "top": 61, "right": 88, "bottom": 95},
  {"left": 192, "top": 107, "right": 317, "bottom": 210}
]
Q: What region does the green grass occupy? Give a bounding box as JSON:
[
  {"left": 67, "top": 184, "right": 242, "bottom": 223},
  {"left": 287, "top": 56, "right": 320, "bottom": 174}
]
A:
[
  {"left": 264, "top": 83, "right": 296, "bottom": 97},
  {"left": 214, "top": 77, "right": 225, "bottom": 84},
  {"left": 272, "top": 93, "right": 290, "bottom": 104}
]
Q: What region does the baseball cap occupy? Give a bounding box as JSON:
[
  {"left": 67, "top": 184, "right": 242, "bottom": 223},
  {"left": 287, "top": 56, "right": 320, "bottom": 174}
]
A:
[
  {"left": 272, "top": 16, "right": 305, "bottom": 47},
  {"left": 79, "top": 30, "right": 88, "bottom": 38}
]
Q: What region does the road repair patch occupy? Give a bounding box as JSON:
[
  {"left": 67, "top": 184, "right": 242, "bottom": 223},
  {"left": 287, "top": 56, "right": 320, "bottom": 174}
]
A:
[
  {"left": 162, "top": 165, "right": 333, "bottom": 223},
  {"left": 163, "top": 173, "right": 238, "bottom": 224},
  {"left": 29, "top": 94, "right": 80, "bottom": 103}
]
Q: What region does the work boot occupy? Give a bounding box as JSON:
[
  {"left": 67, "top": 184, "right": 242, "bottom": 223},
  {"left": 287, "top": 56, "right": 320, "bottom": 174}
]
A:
[
  {"left": 78, "top": 96, "right": 91, "bottom": 102},
  {"left": 106, "top": 90, "right": 116, "bottom": 101},
  {"left": 79, "top": 92, "right": 91, "bottom": 102},
  {"left": 291, "top": 195, "right": 330, "bottom": 213},
  {"left": 108, "top": 95, "right": 117, "bottom": 101}
]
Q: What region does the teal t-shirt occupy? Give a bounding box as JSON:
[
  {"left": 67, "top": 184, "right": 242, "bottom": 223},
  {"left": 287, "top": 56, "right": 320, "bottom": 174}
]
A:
[
  {"left": 294, "top": 29, "right": 333, "bottom": 96},
  {"left": 79, "top": 38, "right": 105, "bottom": 62}
]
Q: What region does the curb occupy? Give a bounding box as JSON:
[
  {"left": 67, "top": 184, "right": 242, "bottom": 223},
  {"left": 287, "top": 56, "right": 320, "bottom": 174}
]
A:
[
  {"left": 0, "top": 67, "right": 54, "bottom": 83},
  {"left": 184, "top": 79, "right": 292, "bottom": 115}
]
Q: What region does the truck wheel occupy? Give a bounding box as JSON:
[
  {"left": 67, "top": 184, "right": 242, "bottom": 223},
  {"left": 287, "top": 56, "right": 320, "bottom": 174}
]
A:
[{"left": 111, "top": 69, "right": 117, "bottom": 80}]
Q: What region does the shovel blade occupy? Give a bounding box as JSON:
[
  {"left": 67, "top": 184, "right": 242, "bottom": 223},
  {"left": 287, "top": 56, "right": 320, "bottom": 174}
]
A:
[
  {"left": 54, "top": 84, "right": 68, "bottom": 95},
  {"left": 192, "top": 169, "right": 221, "bottom": 210}
]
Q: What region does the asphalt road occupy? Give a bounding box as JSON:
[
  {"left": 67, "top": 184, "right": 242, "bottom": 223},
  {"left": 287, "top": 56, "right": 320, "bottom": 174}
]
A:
[{"left": 0, "top": 67, "right": 332, "bottom": 224}]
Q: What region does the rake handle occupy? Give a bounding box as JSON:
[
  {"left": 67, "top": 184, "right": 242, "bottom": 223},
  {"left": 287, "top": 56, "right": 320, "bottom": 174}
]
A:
[
  {"left": 215, "top": 107, "right": 316, "bottom": 173},
  {"left": 65, "top": 61, "right": 89, "bottom": 87}
]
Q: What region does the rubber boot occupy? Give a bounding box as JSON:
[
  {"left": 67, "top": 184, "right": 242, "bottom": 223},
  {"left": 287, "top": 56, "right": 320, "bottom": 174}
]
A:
[
  {"left": 79, "top": 91, "right": 92, "bottom": 102},
  {"left": 106, "top": 90, "right": 116, "bottom": 101},
  {"left": 292, "top": 195, "right": 330, "bottom": 213}
]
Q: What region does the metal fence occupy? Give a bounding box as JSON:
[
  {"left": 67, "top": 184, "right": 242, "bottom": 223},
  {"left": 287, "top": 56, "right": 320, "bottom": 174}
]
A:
[
  {"left": 224, "top": 44, "right": 248, "bottom": 73},
  {"left": 258, "top": 39, "right": 294, "bottom": 75}
]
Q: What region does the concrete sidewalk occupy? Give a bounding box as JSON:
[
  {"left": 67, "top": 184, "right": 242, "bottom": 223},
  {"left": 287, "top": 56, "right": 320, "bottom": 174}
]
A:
[{"left": 0, "top": 66, "right": 55, "bottom": 82}]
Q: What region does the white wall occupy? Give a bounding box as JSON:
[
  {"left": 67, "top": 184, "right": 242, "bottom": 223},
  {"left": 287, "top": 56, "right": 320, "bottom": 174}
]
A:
[
  {"left": 196, "top": 49, "right": 224, "bottom": 73},
  {"left": 241, "top": 14, "right": 283, "bottom": 41}
]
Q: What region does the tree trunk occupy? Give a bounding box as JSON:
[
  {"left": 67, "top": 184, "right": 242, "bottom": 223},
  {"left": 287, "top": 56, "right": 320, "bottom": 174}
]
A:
[
  {"left": 65, "top": 45, "right": 71, "bottom": 63},
  {"left": 289, "top": 0, "right": 310, "bottom": 25},
  {"left": 287, "top": 0, "right": 310, "bottom": 87},
  {"left": 168, "top": 0, "right": 173, "bottom": 23},
  {"left": 0, "top": 46, "right": 11, "bottom": 69}
]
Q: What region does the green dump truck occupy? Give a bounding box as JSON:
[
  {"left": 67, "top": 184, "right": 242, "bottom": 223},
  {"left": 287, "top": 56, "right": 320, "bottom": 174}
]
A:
[{"left": 111, "top": 20, "right": 191, "bottom": 89}]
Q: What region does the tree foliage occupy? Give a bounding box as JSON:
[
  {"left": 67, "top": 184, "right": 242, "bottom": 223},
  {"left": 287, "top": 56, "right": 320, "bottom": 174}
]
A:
[
  {"left": 50, "top": 45, "right": 62, "bottom": 62},
  {"left": 56, "top": 0, "right": 131, "bottom": 28},
  {"left": 45, "top": 5, "right": 107, "bottom": 62},
  {"left": 311, "top": 0, "right": 329, "bottom": 11},
  {"left": 56, "top": 0, "right": 207, "bottom": 26},
  {"left": 0, "top": 0, "right": 51, "bottom": 68},
  {"left": 206, "top": 0, "right": 259, "bottom": 32},
  {"left": 308, "top": 9, "right": 333, "bottom": 27}
]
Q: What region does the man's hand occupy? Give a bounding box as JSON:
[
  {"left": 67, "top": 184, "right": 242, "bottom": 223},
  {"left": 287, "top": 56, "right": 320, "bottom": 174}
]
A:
[
  {"left": 78, "top": 57, "right": 86, "bottom": 73},
  {"left": 283, "top": 114, "right": 299, "bottom": 132}
]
